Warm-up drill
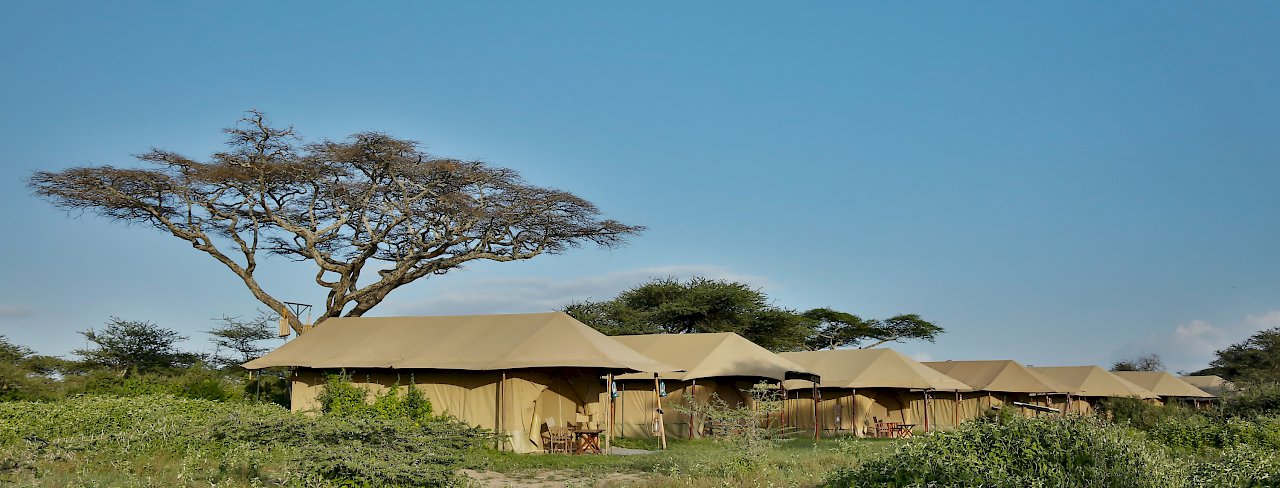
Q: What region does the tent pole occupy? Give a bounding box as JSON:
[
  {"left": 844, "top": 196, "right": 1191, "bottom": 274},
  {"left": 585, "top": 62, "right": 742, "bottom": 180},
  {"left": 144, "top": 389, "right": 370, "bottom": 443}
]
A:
[
  {"left": 689, "top": 379, "right": 697, "bottom": 439},
  {"left": 606, "top": 371, "right": 614, "bottom": 454},
  {"left": 495, "top": 371, "right": 505, "bottom": 451},
  {"left": 779, "top": 382, "right": 787, "bottom": 428},
  {"left": 835, "top": 394, "right": 842, "bottom": 434},
  {"left": 812, "top": 383, "right": 820, "bottom": 442},
  {"left": 955, "top": 392, "right": 961, "bottom": 428},
  {"left": 923, "top": 390, "right": 931, "bottom": 433},
  {"left": 653, "top": 373, "right": 667, "bottom": 450}
]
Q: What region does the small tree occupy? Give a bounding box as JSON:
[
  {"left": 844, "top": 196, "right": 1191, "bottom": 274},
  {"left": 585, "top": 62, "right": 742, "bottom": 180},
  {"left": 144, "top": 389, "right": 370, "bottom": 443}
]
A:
[
  {"left": 208, "top": 311, "right": 278, "bottom": 367},
  {"left": 671, "top": 382, "right": 786, "bottom": 469},
  {"left": 1111, "top": 353, "right": 1165, "bottom": 372},
  {"left": 1197, "top": 327, "right": 1280, "bottom": 383},
  {"left": 75, "top": 318, "right": 197, "bottom": 376}
]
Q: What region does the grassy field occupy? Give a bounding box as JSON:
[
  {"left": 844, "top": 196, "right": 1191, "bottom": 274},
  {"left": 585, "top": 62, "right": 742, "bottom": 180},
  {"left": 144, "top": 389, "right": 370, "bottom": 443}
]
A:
[{"left": 468, "top": 437, "right": 897, "bottom": 487}]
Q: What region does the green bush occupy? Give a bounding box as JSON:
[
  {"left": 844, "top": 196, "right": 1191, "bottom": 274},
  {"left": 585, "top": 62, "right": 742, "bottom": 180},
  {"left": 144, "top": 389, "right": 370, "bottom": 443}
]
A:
[
  {"left": 318, "top": 373, "right": 434, "bottom": 423},
  {"left": 1223, "top": 383, "right": 1280, "bottom": 418},
  {"left": 1188, "top": 445, "right": 1280, "bottom": 488},
  {"left": 826, "top": 415, "right": 1185, "bottom": 488},
  {"left": 0, "top": 394, "right": 485, "bottom": 487}
]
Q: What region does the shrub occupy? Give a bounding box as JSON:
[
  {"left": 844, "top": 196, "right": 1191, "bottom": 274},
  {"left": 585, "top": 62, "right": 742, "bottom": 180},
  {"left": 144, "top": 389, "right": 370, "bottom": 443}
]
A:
[
  {"left": 317, "top": 373, "right": 435, "bottom": 423},
  {"left": 826, "top": 415, "right": 1186, "bottom": 488},
  {"left": 1223, "top": 382, "right": 1280, "bottom": 418},
  {"left": 0, "top": 394, "right": 486, "bottom": 487}
]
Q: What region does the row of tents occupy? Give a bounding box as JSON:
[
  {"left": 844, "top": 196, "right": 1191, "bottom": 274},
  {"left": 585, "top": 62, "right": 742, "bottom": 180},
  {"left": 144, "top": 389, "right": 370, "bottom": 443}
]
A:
[{"left": 244, "top": 312, "right": 1227, "bottom": 453}]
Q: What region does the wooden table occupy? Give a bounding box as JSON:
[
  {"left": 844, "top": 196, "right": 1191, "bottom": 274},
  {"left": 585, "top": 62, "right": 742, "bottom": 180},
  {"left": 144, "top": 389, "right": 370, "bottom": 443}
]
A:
[
  {"left": 893, "top": 424, "right": 916, "bottom": 438},
  {"left": 572, "top": 429, "right": 604, "bottom": 455}
]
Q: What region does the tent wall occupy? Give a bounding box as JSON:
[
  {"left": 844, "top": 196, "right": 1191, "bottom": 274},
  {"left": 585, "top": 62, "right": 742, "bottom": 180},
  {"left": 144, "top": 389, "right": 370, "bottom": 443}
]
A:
[
  {"left": 291, "top": 367, "right": 608, "bottom": 453},
  {"left": 612, "top": 378, "right": 758, "bottom": 439},
  {"left": 785, "top": 388, "right": 926, "bottom": 437}
]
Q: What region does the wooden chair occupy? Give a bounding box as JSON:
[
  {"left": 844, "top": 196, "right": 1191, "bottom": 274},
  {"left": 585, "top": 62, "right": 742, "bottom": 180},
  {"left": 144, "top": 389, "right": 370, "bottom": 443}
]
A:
[
  {"left": 872, "top": 417, "right": 895, "bottom": 438},
  {"left": 544, "top": 426, "right": 573, "bottom": 454}
]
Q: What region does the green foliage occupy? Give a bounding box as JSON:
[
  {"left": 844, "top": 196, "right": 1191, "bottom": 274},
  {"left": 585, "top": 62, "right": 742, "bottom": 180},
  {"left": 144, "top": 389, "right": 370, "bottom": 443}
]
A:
[
  {"left": 669, "top": 382, "right": 786, "bottom": 473},
  {"left": 73, "top": 365, "right": 242, "bottom": 401},
  {"left": 827, "top": 415, "right": 1185, "bottom": 488},
  {"left": 566, "top": 277, "right": 943, "bottom": 352},
  {"left": 1200, "top": 327, "right": 1280, "bottom": 383},
  {"left": 1222, "top": 382, "right": 1280, "bottom": 418},
  {"left": 1111, "top": 353, "right": 1166, "bottom": 372},
  {"left": 1188, "top": 445, "right": 1280, "bottom": 488},
  {"left": 318, "top": 373, "right": 435, "bottom": 423},
  {"left": 207, "top": 311, "right": 278, "bottom": 368},
  {"left": 75, "top": 317, "right": 199, "bottom": 376},
  {"left": 1096, "top": 396, "right": 1193, "bottom": 430},
  {"left": 0, "top": 395, "right": 485, "bottom": 487}
]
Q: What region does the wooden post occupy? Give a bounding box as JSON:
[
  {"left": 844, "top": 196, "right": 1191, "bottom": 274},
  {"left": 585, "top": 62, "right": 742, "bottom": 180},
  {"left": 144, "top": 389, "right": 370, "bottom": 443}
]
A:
[
  {"left": 835, "top": 394, "right": 842, "bottom": 434},
  {"left": 496, "top": 371, "right": 505, "bottom": 451},
  {"left": 922, "top": 390, "right": 931, "bottom": 433},
  {"left": 606, "top": 371, "right": 614, "bottom": 454},
  {"left": 812, "top": 383, "right": 820, "bottom": 441},
  {"left": 689, "top": 379, "right": 697, "bottom": 439},
  {"left": 955, "top": 392, "right": 961, "bottom": 428},
  {"left": 779, "top": 382, "right": 787, "bottom": 428},
  {"left": 654, "top": 373, "right": 667, "bottom": 450}
]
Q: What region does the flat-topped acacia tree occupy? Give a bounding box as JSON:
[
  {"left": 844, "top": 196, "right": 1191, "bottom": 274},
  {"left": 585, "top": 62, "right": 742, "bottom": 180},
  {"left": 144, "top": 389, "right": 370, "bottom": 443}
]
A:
[{"left": 30, "top": 112, "right": 642, "bottom": 334}]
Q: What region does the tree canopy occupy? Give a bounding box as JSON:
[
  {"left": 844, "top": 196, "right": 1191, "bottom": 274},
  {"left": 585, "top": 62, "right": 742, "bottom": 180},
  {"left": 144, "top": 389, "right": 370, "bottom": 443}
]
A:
[
  {"left": 208, "top": 312, "right": 278, "bottom": 368},
  {"left": 1110, "top": 353, "right": 1166, "bottom": 372},
  {"left": 75, "top": 318, "right": 199, "bottom": 376},
  {"left": 564, "top": 277, "right": 944, "bottom": 352},
  {"left": 1196, "top": 327, "right": 1280, "bottom": 382},
  {"left": 30, "top": 112, "right": 642, "bottom": 333}
]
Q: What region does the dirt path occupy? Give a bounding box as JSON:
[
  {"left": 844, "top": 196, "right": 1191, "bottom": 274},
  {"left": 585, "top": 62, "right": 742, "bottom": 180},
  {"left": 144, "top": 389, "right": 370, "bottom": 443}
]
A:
[{"left": 461, "top": 468, "right": 648, "bottom": 487}]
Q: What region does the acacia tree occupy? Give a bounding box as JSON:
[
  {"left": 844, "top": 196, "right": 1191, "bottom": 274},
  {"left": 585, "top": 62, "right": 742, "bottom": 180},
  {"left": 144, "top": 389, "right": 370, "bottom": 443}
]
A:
[
  {"left": 1110, "top": 353, "right": 1165, "bottom": 372},
  {"left": 208, "top": 311, "right": 278, "bottom": 367},
  {"left": 31, "top": 112, "right": 642, "bottom": 333},
  {"left": 802, "top": 308, "right": 943, "bottom": 350}
]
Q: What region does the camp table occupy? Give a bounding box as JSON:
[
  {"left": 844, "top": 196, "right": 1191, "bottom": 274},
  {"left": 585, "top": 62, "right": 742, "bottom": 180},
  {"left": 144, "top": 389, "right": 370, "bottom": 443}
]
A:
[
  {"left": 572, "top": 429, "right": 604, "bottom": 455},
  {"left": 893, "top": 424, "right": 916, "bottom": 438}
]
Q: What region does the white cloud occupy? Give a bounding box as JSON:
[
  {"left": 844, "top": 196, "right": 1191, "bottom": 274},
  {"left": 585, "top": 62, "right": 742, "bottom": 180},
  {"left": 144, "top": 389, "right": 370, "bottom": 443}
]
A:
[
  {"left": 382, "top": 265, "right": 771, "bottom": 316},
  {"left": 0, "top": 305, "right": 33, "bottom": 319},
  {"left": 911, "top": 352, "right": 935, "bottom": 362},
  {"left": 1114, "top": 310, "right": 1280, "bottom": 373}
]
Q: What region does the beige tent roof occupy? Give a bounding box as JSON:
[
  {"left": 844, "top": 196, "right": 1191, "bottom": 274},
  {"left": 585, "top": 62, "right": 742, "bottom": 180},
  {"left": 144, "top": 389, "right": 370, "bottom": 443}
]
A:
[
  {"left": 1030, "top": 366, "right": 1159, "bottom": 399},
  {"left": 778, "top": 348, "right": 972, "bottom": 391},
  {"left": 242, "top": 312, "right": 677, "bottom": 373},
  {"left": 1113, "top": 371, "right": 1215, "bottom": 398},
  {"left": 1180, "top": 375, "right": 1236, "bottom": 397},
  {"left": 611, "top": 333, "right": 816, "bottom": 382},
  {"left": 923, "top": 360, "right": 1073, "bottom": 394}
]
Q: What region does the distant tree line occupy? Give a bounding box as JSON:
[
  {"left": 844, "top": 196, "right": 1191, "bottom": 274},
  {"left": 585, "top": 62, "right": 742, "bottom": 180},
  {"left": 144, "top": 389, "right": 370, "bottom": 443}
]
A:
[
  {"left": 564, "top": 277, "right": 944, "bottom": 352},
  {"left": 0, "top": 313, "right": 282, "bottom": 403}
]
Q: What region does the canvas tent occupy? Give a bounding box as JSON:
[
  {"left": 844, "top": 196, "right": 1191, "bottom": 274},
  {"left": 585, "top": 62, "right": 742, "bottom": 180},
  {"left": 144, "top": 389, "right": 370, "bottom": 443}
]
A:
[
  {"left": 1112, "top": 371, "right": 1215, "bottom": 402},
  {"left": 923, "top": 360, "right": 1074, "bottom": 418},
  {"left": 610, "top": 333, "right": 818, "bottom": 440},
  {"left": 1029, "top": 366, "right": 1158, "bottom": 415},
  {"left": 243, "top": 312, "right": 676, "bottom": 453},
  {"left": 778, "top": 348, "right": 973, "bottom": 436},
  {"left": 1180, "top": 375, "right": 1236, "bottom": 397}
]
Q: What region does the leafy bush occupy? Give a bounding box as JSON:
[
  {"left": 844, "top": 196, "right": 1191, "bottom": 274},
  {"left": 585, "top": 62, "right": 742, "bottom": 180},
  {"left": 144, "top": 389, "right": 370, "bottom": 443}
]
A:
[
  {"left": 826, "top": 415, "right": 1186, "bottom": 488},
  {"left": 1188, "top": 445, "right": 1280, "bottom": 488},
  {"left": 1223, "top": 382, "right": 1280, "bottom": 418},
  {"left": 0, "top": 394, "right": 485, "bottom": 487},
  {"left": 318, "top": 373, "right": 435, "bottom": 423}
]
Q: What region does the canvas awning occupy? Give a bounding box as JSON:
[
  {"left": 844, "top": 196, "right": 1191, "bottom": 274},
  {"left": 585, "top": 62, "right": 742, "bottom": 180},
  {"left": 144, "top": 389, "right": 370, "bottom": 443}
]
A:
[
  {"left": 1030, "top": 366, "right": 1159, "bottom": 399},
  {"left": 923, "top": 360, "right": 1073, "bottom": 394},
  {"left": 611, "top": 332, "right": 817, "bottom": 382},
  {"left": 778, "top": 348, "right": 972, "bottom": 391},
  {"left": 1179, "top": 375, "right": 1236, "bottom": 397},
  {"left": 1112, "top": 371, "right": 1214, "bottom": 399},
  {"left": 242, "top": 312, "right": 678, "bottom": 373}
]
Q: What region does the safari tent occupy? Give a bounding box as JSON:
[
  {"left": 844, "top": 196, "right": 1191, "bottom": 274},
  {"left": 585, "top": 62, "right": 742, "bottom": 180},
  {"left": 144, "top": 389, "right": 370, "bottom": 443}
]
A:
[
  {"left": 1112, "top": 371, "right": 1215, "bottom": 404},
  {"left": 242, "top": 312, "right": 675, "bottom": 453},
  {"left": 1180, "top": 375, "right": 1236, "bottom": 397},
  {"left": 610, "top": 333, "right": 818, "bottom": 440},
  {"left": 1029, "top": 366, "right": 1159, "bottom": 415},
  {"left": 923, "top": 360, "right": 1074, "bottom": 418},
  {"left": 778, "top": 349, "right": 972, "bottom": 436}
]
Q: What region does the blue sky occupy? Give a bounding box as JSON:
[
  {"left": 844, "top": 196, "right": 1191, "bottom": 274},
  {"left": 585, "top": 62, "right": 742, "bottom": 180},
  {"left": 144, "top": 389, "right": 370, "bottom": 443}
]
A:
[{"left": 1, "top": 2, "right": 1277, "bottom": 372}]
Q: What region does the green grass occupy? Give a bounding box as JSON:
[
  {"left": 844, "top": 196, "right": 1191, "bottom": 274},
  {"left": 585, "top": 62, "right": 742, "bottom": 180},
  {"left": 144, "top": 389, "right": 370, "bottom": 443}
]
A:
[{"left": 470, "top": 436, "right": 897, "bottom": 487}]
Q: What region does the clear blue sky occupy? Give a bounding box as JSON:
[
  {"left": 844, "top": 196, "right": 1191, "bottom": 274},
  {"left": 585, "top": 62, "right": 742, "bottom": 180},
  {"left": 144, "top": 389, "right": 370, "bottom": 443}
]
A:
[{"left": 1, "top": 2, "right": 1277, "bottom": 372}]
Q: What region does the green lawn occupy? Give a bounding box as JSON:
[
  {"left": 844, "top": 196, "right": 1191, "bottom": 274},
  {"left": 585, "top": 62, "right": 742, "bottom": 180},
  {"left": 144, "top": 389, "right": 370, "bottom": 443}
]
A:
[{"left": 467, "top": 436, "right": 898, "bottom": 487}]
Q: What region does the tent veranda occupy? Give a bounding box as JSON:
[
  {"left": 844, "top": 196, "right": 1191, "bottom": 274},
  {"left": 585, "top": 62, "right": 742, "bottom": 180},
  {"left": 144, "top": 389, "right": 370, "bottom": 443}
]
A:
[
  {"left": 610, "top": 333, "right": 818, "bottom": 440},
  {"left": 778, "top": 349, "right": 973, "bottom": 436},
  {"left": 243, "top": 312, "right": 676, "bottom": 453}
]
